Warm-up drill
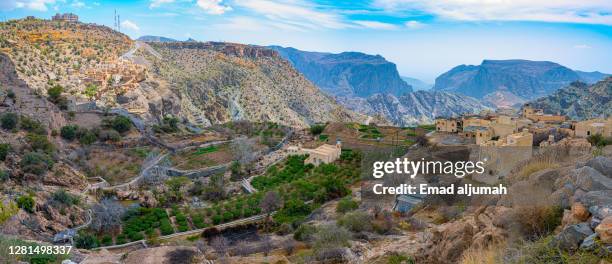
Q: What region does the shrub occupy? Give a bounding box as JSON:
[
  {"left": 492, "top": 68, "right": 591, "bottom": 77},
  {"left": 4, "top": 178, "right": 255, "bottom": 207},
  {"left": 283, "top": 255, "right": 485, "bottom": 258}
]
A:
[
  {"left": 294, "top": 224, "right": 318, "bottom": 242},
  {"left": 0, "top": 170, "right": 9, "bottom": 182},
  {"left": 516, "top": 205, "right": 563, "bottom": 239},
  {"left": 160, "top": 219, "right": 174, "bottom": 235},
  {"left": 310, "top": 124, "right": 326, "bottom": 135},
  {"left": 20, "top": 151, "right": 54, "bottom": 175},
  {"left": 20, "top": 116, "right": 46, "bottom": 135},
  {"left": 16, "top": 195, "right": 35, "bottom": 213},
  {"left": 0, "top": 200, "right": 18, "bottom": 224},
  {"left": 111, "top": 116, "right": 131, "bottom": 133},
  {"left": 587, "top": 134, "right": 611, "bottom": 147},
  {"left": 100, "top": 235, "right": 113, "bottom": 246},
  {"left": 75, "top": 233, "right": 99, "bottom": 249},
  {"left": 212, "top": 214, "right": 222, "bottom": 225},
  {"left": 26, "top": 133, "right": 54, "bottom": 154},
  {"left": 338, "top": 211, "right": 372, "bottom": 232},
  {"left": 313, "top": 224, "right": 351, "bottom": 252},
  {"left": 78, "top": 130, "right": 97, "bottom": 145},
  {"left": 0, "top": 143, "right": 10, "bottom": 161},
  {"left": 0, "top": 112, "right": 18, "bottom": 130},
  {"left": 51, "top": 189, "right": 80, "bottom": 206},
  {"left": 116, "top": 234, "right": 127, "bottom": 244},
  {"left": 47, "top": 85, "right": 63, "bottom": 101},
  {"left": 336, "top": 197, "right": 359, "bottom": 214},
  {"left": 60, "top": 125, "right": 78, "bottom": 141}
]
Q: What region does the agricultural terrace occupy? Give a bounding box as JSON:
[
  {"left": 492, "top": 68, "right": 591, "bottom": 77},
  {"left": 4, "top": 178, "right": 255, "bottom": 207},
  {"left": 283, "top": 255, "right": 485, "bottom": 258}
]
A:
[
  {"left": 169, "top": 144, "right": 233, "bottom": 170},
  {"left": 74, "top": 146, "right": 157, "bottom": 185},
  {"left": 76, "top": 150, "right": 361, "bottom": 248}
]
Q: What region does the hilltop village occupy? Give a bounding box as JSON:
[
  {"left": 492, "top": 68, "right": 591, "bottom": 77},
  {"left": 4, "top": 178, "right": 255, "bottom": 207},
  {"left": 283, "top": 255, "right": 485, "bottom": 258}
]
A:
[{"left": 435, "top": 104, "right": 610, "bottom": 148}]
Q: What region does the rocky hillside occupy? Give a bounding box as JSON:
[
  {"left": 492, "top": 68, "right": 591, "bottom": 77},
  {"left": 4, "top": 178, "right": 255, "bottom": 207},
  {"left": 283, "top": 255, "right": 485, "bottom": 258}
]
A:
[
  {"left": 269, "top": 46, "right": 413, "bottom": 97},
  {"left": 143, "top": 42, "right": 362, "bottom": 127},
  {"left": 339, "top": 91, "right": 493, "bottom": 126},
  {"left": 433, "top": 60, "right": 609, "bottom": 107},
  {"left": 0, "top": 18, "right": 132, "bottom": 96},
  {"left": 528, "top": 77, "right": 612, "bottom": 120}
]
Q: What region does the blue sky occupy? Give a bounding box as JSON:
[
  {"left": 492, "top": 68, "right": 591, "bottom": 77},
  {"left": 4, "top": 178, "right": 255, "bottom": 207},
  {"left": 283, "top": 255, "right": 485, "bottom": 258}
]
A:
[{"left": 2, "top": 0, "right": 611, "bottom": 82}]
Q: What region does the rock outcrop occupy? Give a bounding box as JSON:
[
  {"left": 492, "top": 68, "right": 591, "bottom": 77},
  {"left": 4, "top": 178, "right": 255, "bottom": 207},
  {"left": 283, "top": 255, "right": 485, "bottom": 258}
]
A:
[{"left": 527, "top": 77, "right": 612, "bottom": 120}]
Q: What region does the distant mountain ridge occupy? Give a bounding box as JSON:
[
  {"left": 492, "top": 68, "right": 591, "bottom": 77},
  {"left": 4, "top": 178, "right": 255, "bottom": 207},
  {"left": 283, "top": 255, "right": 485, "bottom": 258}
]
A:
[
  {"left": 340, "top": 91, "right": 493, "bottom": 126},
  {"left": 433, "top": 59, "right": 609, "bottom": 107},
  {"left": 269, "top": 46, "right": 413, "bottom": 97},
  {"left": 401, "top": 76, "right": 431, "bottom": 91},
  {"left": 528, "top": 77, "right": 612, "bottom": 120},
  {"left": 137, "top": 35, "right": 178, "bottom": 42}
]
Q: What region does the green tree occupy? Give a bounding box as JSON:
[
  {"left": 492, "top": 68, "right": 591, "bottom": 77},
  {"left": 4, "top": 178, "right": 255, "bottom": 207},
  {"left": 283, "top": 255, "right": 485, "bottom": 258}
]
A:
[
  {"left": 26, "top": 133, "right": 55, "bottom": 154},
  {"left": 0, "top": 112, "right": 18, "bottom": 130},
  {"left": 0, "top": 143, "right": 10, "bottom": 161},
  {"left": 16, "top": 195, "right": 35, "bottom": 213},
  {"left": 166, "top": 177, "right": 190, "bottom": 202},
  {"left": 60, "top": 125, "right": 78, "bottom": 141},
  {"left": 47, "top": 85, "right": 63, "bottom": 101},
  {"left": 310, "top": 124, "right": 326, "bottom": 135},
  {"left": 21, "top": 151, "right": 54, "bottom": 175},
  {"left": 84, "top": 84, "right": 98, "bottom": 99},
  {"left": 111, "top": 116, "right": 132, "bottom": 133}
]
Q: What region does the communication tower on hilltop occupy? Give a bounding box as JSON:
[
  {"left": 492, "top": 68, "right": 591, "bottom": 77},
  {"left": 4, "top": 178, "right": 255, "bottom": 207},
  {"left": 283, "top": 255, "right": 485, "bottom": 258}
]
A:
[{"left": 113, "top": 9, "right": 120, "bottom": 32}]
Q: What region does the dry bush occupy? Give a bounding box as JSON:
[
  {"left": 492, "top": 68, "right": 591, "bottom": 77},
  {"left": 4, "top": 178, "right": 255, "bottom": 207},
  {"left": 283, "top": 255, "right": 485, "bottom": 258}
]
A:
[
  {"left": 509, "top": 159, "right": 559, "bottom": 183},
  {"left": 514, "top": 205, "right": 563, "bottom": 239},
  {"left": 460, "top": 244, "right": 505, "bottom": 264}
]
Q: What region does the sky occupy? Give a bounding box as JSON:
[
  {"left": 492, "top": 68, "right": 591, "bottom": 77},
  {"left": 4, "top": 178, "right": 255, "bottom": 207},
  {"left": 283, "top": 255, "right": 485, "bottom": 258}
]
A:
[{"left": 1, "top": 0, "right": 611, "bottom": 83}]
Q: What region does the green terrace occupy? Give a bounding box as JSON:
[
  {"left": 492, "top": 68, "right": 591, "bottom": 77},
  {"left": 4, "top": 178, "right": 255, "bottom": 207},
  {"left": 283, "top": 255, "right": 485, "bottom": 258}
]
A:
[{"left": 76, "top": 150, "right": 362, "bottom": 248}]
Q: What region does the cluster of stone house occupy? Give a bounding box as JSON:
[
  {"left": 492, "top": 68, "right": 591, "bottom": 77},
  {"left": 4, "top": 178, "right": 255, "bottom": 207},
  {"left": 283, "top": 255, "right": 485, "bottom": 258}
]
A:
[
  {"left": 82, "top": 59, "right": 146, "bottom": 98},
  {"left": 436, "top": 105, "right": 611, "bottom": 148},
  {"left": 287, "top": 141, "right": 342, "bottom": 166},
  {"left": 51, "top": 13, "right": 78, "bottom": 23}
]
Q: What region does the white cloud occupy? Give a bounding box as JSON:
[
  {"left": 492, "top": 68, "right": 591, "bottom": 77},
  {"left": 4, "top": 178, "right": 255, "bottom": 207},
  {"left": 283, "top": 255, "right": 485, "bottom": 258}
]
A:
[
  {"left": 404, "top": 20, "right": 424, "bottom": 29},
  {"left": 233, "top": 0, "right": 349, "bottom": 30},
  {"left": 197, "top": 0, "right": 232, "bottom": 15},
  {"left": 71, "top": 0, "right": 85, "bottom": 8},
  {"left": 373, "top": 0, "right": 612, "bottom": 25},
  {"left": 354, "top": 20, "right": 398, "bottom": 30},
  {"left": 574, "top": 44, "right": 592, "bottom": 49},
  {"left": 149, "top": 0, "right": 174, "bottom": 9},
  {"left": 8, "top": 0, "right": 57, "bottom": 11},
  {"left": 121, "top": 20, "right": 140, "bottom": 31}
]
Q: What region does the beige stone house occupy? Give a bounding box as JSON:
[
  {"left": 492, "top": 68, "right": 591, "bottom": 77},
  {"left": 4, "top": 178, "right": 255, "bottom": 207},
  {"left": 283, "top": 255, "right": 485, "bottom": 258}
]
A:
[
  {"left": 575, "top": 119, "right": 612, "bottom": 138},
  {"left": 287, "top": 141, "right": 342, "bottom": 166}
]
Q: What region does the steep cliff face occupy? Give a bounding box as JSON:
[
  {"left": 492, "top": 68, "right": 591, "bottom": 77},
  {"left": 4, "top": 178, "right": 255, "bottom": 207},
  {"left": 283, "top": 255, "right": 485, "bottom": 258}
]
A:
[
  {"left": 269, "top": 46, "right": 413, "bottom": 97},
  {"left": 528, "top": 77, "right": 612, "bottom": 120},
  {"left": 433, "top": 60, "right": 609, "bottom": 107},
  {"left": 339, "top": 91, "right": 493, "bottom": 126},
  {"left": 144, "top": 42, "right": 362, "bottom": 128}
]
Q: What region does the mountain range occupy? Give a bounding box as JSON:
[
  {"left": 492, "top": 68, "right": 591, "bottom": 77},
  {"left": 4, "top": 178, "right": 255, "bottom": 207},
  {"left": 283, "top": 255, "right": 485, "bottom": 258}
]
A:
[
  {"left": 137, "top": 35, "right": 178, "bottom": 42},
  {"left": 527, "top": 77, "right": 611, "bottom": 120},
  {"left": 271, "top": 46, "right": 491, "bottom": 126},
  {"left": 268, "top": 46, "right": 413, "bottom": 97},
  {"left": 433, "top": 59, "right": 609, "bottom": 107}
]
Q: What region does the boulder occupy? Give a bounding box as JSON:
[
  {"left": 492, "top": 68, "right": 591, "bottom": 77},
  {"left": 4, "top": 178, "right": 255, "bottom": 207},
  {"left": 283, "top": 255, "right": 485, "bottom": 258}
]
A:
[
  {"left": 595, "top": 216, "right": 612, "bottom": 244},
  {"left": 571, "top": 203, "right": 590, "bottom": 222},
  {"left": 585, "top": 156, "right": 612, "bottom": 178},
  {"left": 579, "top": 191, "right": 612, "bottom": 210},
  {"left": 562, "top": 210, "right": 582, "bottom": 227},
  {"left": 580, "top": 233, "right": 598, "bottom": 250},
  {"left": 554, "top": 223, "right": 594, "bottom": 251},
  {"left": 575, "top": 166, "right": 612, "bottom": 192}
]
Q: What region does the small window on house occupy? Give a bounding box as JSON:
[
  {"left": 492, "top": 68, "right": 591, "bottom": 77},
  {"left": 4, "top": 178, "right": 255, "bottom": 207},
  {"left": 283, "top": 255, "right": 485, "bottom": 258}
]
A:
[{"left": 587, "top": 131, "right": 590, "bottom": 136}]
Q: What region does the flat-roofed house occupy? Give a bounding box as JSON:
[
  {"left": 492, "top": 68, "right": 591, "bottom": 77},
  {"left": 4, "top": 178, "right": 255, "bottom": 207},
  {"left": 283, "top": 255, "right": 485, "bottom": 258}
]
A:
[
  {"left": 435, "top": 118, "right": 461, "bottom": 133},
  {"left": 287, "top": 141, "right": 342, "bottom": 166},
  {"left": 575, "top": 119, "right": 612, "bottom": 138}
]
